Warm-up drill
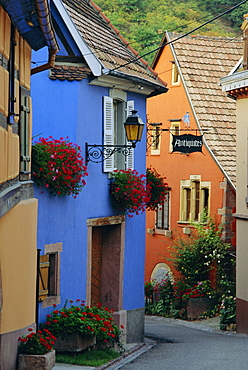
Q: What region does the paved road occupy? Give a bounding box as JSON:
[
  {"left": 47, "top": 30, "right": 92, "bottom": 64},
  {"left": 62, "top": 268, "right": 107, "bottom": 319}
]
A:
[{"left": 120, "top": 316, "right": 248, "bottom": 370}]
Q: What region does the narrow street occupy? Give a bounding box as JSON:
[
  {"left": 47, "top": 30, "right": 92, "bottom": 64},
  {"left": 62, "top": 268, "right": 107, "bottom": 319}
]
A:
[{"left": 119, "top": 316, "right": 248, "bottom": 370}]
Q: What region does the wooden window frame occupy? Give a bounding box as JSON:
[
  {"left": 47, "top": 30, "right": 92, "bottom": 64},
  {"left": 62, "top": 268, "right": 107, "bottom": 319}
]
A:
[
  {"left": 41, "top": 242, "right": 62, "bottom": 308},
  {"left": 171, "top": 62, "right": 180, "bottom": 85},
  {"left": 180, "top": 177, "right": 210, "bottom": 222},
  {"left": 151, "top": 125, "right": 161, "bottom": 155}
]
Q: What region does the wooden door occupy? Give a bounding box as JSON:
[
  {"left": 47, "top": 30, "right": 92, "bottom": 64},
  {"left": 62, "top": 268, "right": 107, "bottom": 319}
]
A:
[{"left": 91, "top": 227, "right": 102, "bottom": 305}]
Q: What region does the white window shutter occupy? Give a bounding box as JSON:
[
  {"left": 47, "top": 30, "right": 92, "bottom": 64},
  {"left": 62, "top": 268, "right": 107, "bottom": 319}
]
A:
[
  {"left": 103, "top": 96, "right": 114, "bottom": 172},
  {"left": 126, "top": 100, "right": 134, "bottom": 170}
]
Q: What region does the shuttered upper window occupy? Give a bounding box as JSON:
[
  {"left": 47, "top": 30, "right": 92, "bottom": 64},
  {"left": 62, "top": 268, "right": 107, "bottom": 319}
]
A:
[{"left": 103, "top": 94, "right": 134, "bottom": 172}]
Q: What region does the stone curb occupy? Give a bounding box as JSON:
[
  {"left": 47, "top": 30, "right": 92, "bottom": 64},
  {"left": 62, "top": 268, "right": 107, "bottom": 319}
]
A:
[
  {"left": 146, "top": 315, "right": 248, "bottom": 338},
  {"left": 95, "top": 338, "right": 157, "bottom": 370}
]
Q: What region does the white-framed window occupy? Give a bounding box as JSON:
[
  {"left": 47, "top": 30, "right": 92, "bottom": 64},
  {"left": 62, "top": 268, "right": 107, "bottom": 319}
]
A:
[
  {"left": 151, "top": 124, "right": 161, "bottom": 155},
  {"left": 156, "top": 191, "right": 170, "bottom": 230},
  {"left": 169, "top": 120, "right": 180, "bottom": 152},
  {"left": 171, "top": 62, "right": 180, "bottom": 85},
  {"left": 103, "top": 91, "right": 134, "bottom": 172},
  {"left": 180, "top": 176, "right": 210, "bottom": 222}
]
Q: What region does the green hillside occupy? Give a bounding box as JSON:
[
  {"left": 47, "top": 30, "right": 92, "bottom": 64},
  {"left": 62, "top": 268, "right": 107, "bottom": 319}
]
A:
[{"left": 96, "top": 0, "right": 247, "bottom": 64}]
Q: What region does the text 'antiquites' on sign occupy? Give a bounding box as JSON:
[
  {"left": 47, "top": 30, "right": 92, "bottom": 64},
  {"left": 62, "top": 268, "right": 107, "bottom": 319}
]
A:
[{"left": 172, "top": 134, "right": 203, "bottom": 154}]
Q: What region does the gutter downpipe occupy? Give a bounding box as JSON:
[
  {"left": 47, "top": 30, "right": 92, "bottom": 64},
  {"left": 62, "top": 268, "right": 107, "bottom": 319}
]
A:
[
  {"left": 168, "top": 32, "right": 236, "bottom": 191},
  {"left": 31, "top": 0, "right": 59, "bottom": 75}
]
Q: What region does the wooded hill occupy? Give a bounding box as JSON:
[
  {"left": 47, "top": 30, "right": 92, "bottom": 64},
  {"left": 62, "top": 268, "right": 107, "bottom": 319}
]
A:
[{"left": 96, "top": 0, "right": 247, "bottom": 64}]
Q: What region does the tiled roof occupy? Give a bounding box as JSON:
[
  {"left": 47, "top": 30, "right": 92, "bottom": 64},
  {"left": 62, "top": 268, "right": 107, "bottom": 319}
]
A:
[
  {"left": 167, "top": 32, "right": 243, "bottom": 187},
  {"left": 50, "top": 57, "right": 91, "bottom": 80},
  {"left": 60, "top": 0, "right": 167, "bottom": 92}
]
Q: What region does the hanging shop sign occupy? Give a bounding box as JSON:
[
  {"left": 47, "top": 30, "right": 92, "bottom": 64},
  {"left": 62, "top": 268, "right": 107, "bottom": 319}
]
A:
[{"left": 172, "top": 134, "right": 203, "bottom": 153}]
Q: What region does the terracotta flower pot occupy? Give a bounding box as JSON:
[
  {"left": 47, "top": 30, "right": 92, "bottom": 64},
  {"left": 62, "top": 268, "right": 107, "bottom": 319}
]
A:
[{"left": 18, "top": 349, "right": 55, "bottom": 370}]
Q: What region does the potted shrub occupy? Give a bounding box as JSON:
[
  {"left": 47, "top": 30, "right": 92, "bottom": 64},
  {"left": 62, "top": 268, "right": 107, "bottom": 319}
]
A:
[
  {"left": 32, "top": 136, "right": 88, "bottom": 198},
  {"left": 41, "top": 300, "right": 123, "bottom": 352},
  {"left": 18, "top": 328, "right": 56, "bottom": 370},
  {"left": 110, "top": 169, "right": 149, "bottom": 217}
]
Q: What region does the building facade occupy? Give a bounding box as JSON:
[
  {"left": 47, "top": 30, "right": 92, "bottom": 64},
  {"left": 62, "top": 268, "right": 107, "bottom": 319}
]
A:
[
  {"left": 31, "top": 0, "right": 168, "bottom": 344},
  {"left": 146, "top": 32, "right": 242, "bottom": 284}
]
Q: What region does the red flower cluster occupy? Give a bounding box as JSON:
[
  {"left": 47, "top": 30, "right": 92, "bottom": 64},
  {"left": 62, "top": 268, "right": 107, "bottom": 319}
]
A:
[
  {"left": 146, "top": 167, "right": 169, "bottom": 210},
  {"left": 110, "top": 169, "right": 150, "bottom": 217},
  {"left": 32, "top": 137, "right": 88, "bottom": 198},
  {"left": 182, "top": 281, "right": 213, "bottom": 299},
  {"left": 18, "top": 328, "right": 56, "bottom": 355},
  {"left": 41, "top": 300, "right": 123, "bottom": 347}
]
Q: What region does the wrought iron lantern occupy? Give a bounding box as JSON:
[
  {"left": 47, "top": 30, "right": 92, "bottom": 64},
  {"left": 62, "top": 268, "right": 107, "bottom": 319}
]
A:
[{"left": 85, "top": 110, "right": 144, "bottom": 163}]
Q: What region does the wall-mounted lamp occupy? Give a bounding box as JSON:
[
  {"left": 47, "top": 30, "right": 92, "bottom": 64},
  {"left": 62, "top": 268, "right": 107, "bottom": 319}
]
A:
[{"left": 85, "top": 110, "right": 144, "bottom": 164}]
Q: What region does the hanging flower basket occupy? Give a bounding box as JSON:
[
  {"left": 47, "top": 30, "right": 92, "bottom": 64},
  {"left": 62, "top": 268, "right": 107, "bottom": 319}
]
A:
[
  {"left": 110, "top": 169, "right": 150, "bottom": 217},
  {"left": 146, "top": 167, "right": 169, "bottom": 210},
  {"left": 31, "top": 137, "right": 88, "bottom": 198}
]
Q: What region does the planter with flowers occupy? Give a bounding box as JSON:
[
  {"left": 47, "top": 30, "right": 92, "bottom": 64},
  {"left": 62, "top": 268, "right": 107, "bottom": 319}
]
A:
[
  {"left": 31, "top": 137, "right": 88, "bottom": 198},
  {"left": 146, "top": 167, "right": 169, "bottom": 210},
  {"left": 40, "top": 300, "right": 123, "bottom": 353},
  {"left": 18, "top": 328, "right": 56, "bottom": 370},
  {"left": 110, "top": 169, "right": 149, "bottom": 217},
  {"left": 183, "top": 281, "right": 216, "bottom": 320}
]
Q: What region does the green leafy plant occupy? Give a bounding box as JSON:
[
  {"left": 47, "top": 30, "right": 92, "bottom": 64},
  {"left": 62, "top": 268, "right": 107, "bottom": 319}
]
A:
[
  {"left": 32, "top": 137, "right": 88, "bottom": 198},
  {"left": 18, "top": 328, "right": 56, "bottom": 355},
  {"left": 219, "top": 279, "right": 236, "bottom": 330},
  {"left": 41, "top": 300, "right": 123, "bottom": 349},
  {"left": 170, "top": 216, "right": 229, "bottom": 286},
  {"left": 110, "top": 169, "right": 150, "bottom": 217},
  {"left": 146, "top": 167, "right": 169, "bottom": 210}
]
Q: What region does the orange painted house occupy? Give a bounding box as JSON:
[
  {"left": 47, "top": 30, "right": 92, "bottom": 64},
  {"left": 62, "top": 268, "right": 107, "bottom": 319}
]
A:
[{"left": 145, "top": 32, "right": 242, "bottom": 283}]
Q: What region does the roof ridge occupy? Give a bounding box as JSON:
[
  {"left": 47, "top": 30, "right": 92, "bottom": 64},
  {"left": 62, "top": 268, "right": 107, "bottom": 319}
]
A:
[{"left": 168, "top": 31, "right": 242, "bottom": 42}]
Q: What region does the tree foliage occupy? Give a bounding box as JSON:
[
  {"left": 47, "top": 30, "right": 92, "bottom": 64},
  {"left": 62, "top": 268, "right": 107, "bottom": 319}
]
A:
[{"left": 96, "top": 0, "right": 244, "bottom": 64}]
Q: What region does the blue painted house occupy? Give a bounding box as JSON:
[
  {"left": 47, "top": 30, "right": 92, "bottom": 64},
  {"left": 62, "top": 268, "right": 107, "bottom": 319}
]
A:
[{"left": 31, "top": 0, "right": 167, "bottom": 343}]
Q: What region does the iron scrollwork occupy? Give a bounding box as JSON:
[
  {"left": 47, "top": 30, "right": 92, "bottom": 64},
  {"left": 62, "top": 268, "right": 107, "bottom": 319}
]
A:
[{"left": 85, "top": 143, "right": 134, "bottom": 164}]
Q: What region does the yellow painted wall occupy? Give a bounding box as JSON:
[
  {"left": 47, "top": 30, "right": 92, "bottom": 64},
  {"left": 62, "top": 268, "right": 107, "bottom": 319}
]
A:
[
  {"left": 0, "top": 127, "right": 7, "bottom": 183},
  {"left": 0, "top": 199, "right": 38, "bottom": 334},
  {"left": 7, "top": 125, "right": 19, "bottom": 180}
]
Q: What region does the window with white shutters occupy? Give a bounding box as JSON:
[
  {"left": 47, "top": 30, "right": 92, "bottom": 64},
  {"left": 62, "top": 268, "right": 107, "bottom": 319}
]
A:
[
  {"left": 103, "top": 94, "right": 135, "bottom": 172},
  {"left": 103, "top": 96, "right": 114, "bottom": 172}
]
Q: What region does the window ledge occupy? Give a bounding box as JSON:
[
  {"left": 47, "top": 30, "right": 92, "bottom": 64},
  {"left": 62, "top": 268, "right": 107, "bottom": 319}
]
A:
[
  {"left": 42, "top": 295, "right": 61, "bottom": 308},
  {"left": 153, "top": 229, "right": 172, "bottom": 238}
]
